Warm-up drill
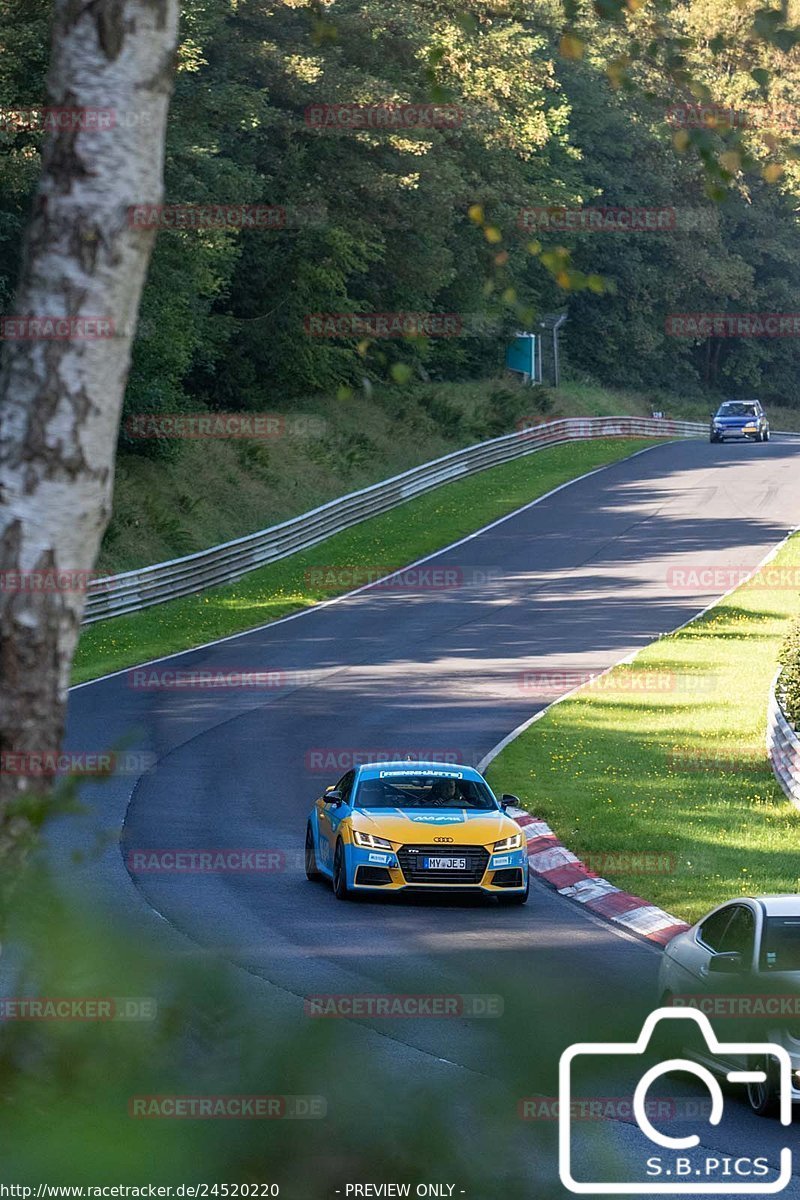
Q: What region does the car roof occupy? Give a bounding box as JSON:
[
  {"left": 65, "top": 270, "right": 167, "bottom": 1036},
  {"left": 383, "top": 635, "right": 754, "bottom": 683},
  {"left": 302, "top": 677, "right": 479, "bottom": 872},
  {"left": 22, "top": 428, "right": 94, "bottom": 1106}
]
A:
[
  {"left": 755, "top": 895, "right": 800, "bottom": 916},
  {"left": 355, "top": 760, "right": 484, "bottom": 781}
]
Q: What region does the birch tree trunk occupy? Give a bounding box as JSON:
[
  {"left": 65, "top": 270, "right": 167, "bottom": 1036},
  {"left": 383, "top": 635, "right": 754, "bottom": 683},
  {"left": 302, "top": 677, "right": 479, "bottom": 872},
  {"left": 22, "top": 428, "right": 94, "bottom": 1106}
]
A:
[{"left": 0, "top": 0, "right": 180, "bottom": 868}]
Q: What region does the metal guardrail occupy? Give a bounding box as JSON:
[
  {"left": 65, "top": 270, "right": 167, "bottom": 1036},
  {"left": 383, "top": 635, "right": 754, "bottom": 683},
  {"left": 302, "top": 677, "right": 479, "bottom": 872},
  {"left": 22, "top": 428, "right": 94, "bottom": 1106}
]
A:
[
  {"left": 83, "top": 415, "right": 711, "bottom": 624},
  {"left": 767, "top": 671, "right": 800, "bottom": 811}
]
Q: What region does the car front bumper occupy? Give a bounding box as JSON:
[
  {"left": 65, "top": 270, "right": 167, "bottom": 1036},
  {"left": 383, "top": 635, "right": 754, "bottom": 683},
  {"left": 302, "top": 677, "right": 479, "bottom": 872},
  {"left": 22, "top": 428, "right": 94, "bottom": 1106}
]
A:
[
  {"left": 347, "top": 843, "right": 529, "bottom": 893},
  {"left": 713, "top": 424, "right": 762, "bottom": 438}
]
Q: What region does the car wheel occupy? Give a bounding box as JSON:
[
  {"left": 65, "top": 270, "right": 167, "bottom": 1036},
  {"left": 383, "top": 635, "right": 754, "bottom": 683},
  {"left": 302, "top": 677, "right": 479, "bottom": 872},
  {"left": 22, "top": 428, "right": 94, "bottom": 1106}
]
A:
[
  {"left": 305, "top": 823, "right": 321, "bottom": 880},
  {"left": 746, "top": 1056, "right": 780, "bottom": 1117},
  {"left": 332, "top": 839, "right": 350, "bottom": 900},
  {"left": 498, "top": 876, "right": 530, "bottom": 906}
]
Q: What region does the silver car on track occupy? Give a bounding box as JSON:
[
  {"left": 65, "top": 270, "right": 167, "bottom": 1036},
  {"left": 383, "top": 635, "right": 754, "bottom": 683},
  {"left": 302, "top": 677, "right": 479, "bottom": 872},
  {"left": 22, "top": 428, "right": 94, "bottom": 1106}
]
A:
[{"left": 658, "top": 895, "right": 800, "bottom": 1116}]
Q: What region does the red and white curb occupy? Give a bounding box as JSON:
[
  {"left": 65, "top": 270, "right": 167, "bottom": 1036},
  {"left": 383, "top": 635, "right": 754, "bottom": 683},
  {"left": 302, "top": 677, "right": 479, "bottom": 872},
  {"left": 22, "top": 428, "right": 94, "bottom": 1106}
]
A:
[{"left": 508, "top": 807, "right": 689, "bottom": 946}]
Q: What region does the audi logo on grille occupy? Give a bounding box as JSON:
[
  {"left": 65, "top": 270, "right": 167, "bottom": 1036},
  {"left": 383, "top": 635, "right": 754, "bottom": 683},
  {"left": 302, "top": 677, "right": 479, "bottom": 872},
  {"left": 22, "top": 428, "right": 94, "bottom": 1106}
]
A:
[{"left": 433, "top": 836, "right": 454, "bottom": 843}]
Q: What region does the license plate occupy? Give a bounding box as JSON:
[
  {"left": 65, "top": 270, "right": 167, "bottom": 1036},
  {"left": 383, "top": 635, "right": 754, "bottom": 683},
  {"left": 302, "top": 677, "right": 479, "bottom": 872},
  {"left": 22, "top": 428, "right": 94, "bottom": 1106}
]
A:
[{"left": 422, "top": 856, "right": 467, "bottom": 870}]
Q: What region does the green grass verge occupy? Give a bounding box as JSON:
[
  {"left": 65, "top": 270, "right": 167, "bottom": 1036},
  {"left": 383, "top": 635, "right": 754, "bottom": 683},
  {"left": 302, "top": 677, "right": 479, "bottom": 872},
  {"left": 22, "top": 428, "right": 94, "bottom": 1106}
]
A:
[
  {"left": 74, "top": 437, "right": 658, "bottom": 684},
  {"left": 486, "top": 533, "right": 800, "bottom": 925}
]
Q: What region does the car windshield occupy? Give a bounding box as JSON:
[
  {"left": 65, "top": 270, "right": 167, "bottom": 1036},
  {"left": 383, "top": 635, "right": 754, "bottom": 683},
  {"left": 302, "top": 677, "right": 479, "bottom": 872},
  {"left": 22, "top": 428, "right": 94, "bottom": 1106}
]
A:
[
  {"left": 760, "top": 916, "right": 800, "bottom": 972},
  {"left": 354, "top": 773, "right": 497, "bottom": 810},
  {"left": 718, "top": 402, "right": 757, "bottom": 417}
]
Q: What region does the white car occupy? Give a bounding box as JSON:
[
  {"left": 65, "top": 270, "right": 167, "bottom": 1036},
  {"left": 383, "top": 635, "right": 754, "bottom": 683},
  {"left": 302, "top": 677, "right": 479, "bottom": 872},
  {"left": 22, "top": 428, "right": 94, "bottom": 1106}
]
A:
[{"left": 658, "top": 896, "right": 800, "bottom": 1116}]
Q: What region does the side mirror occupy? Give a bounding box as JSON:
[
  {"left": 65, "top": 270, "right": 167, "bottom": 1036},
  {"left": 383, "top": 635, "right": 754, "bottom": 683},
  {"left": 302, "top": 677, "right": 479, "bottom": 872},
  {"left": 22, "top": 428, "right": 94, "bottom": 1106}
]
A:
[
  {"left": 501, "top": 793, "right": 521, "bottom": 808},
  {"left": 323, "top": 787, "right": 343, "bottom": 806},
  {"left": 708, "top": 951, "right": 745, "bottom": 974}
]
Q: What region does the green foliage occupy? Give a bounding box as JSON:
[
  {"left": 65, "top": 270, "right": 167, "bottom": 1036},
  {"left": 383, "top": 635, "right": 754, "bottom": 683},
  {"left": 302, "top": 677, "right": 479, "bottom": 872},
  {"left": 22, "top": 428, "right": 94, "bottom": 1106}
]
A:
[
  {"left": 5, "top": 0, "right": 800, "bottom": 440},
  {"left": 779, "top": 617, "right": 800, "bottom": 727},
  {"left": 2, "top": 867, "right": 569, "bottom": 1191},
  {"left": 483, "top": 387, "right": 525, "bottom": 437}
]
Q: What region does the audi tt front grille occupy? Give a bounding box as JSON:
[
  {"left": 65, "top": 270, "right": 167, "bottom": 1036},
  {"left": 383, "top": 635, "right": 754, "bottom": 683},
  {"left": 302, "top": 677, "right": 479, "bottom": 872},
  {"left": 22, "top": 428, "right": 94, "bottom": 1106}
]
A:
[{"left": 397, "top": 844, "right": 489, "bottom": 884}]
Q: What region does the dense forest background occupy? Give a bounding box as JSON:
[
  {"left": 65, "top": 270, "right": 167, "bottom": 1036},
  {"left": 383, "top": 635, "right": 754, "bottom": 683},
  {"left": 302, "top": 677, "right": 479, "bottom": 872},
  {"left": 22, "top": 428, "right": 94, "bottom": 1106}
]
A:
[{"left": 3, "top": 0, "right": 800, "bottom": 439}]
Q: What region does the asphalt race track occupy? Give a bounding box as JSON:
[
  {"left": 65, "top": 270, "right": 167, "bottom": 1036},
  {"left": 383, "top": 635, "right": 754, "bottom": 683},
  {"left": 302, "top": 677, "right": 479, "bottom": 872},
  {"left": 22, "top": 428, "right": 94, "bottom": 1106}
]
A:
[{"left": 50, "top": 437, "right": 800, "bottom": 1195}]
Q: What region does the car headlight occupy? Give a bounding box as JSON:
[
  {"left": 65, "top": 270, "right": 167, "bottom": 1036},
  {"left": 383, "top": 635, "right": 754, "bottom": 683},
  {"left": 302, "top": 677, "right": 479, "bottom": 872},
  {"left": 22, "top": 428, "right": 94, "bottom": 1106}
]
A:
[
  {"left": 352, "top": 831, "right": 393, "bottom": 850},
  {"left": 493, "top": 832, "right": 523, "bottom": 852}
]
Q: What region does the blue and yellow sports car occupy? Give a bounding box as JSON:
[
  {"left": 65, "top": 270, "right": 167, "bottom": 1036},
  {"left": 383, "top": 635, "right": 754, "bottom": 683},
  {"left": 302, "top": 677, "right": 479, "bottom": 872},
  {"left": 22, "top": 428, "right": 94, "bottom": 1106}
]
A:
[{"left": 305, "top": 761, "right": 529, "bottom": 904}]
